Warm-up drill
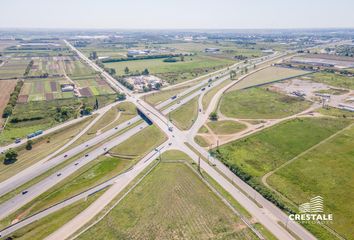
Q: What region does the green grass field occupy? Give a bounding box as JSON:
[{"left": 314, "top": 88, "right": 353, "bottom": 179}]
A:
[
  {"left": 77, "top": 163, "right": 257, "bottom": 240},
  {"left": 207, "top": 120, "right": 246, "bottom": 135},
  {"left": 306, "top": 72, "right": 354, "bottom": 90},
  {"left": 268, "top": 124, "right": 354, "bottom": 239},
  {"left": 228, "top": 67, "right": 309, "bottom": 92},
  {"left": 215, "top": 118, "right": 351, "bottom": 178},
  {"left": 109, "top": 124, "right": 167, "bottom": 159},
  {"left": 220, "top": 87, "right": 312, "bottom": 119},
  {"left": 169, "top": 97, "right": 199, "bottom": 130}
]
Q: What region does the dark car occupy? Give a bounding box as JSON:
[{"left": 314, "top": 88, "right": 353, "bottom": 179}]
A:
[
  {"left": 57, "top": 173, "right": 62, "bottom": 177},
  {"left": 64, "top": 154, "right": 68, "bottom": 158},
  {"left": 22, "top": 190, "right": 28, "bottom": 195},
  {"left": 85, "top": 154, "right": 89, "bottom": 157}
]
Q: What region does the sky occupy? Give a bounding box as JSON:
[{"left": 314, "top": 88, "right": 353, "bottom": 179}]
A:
[{"left": 1, "top": 0, "right": 354, "bottom": 29}]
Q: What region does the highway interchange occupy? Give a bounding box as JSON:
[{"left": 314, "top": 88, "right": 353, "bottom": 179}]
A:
[{"left": 0, "top": 41, "right": 318, "bottom": 240}]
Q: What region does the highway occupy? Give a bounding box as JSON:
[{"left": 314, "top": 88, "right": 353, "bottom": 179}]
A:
[
  {"left": 0, "top": 114, "right": 141, "bottom": 197},
  {"left": 55, "top": 42, "right": 313, "bottom": 240},
  {"left": 0, "top": 121, "right": 149, "bottom": 219},
  {"left": 0, "top": 41, "right": 316, "bottom": 240}
]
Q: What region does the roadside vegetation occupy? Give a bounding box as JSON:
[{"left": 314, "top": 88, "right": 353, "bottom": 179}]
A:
[
  {"left": 109, "top": 124, "right": 167, "bottom": 159},
  {"left": 207, "top": 120, "right": 246, "bottom": 135},
  {"left": 220, "top": 87, "right": 312, "bottom": 119},
  {"left": 169, "top": 96, "right": 199, "bottom": 130}
]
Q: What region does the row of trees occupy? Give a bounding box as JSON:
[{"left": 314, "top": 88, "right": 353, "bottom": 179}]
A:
[
  {"left": 2, "top": 80, "right": 24, "bottom": 118},
  {"left": 24, "top": 60, "right": 34, "bottom": 76},
  {"left": 210, "top": 149, "right": 293, "bottom": 213}
]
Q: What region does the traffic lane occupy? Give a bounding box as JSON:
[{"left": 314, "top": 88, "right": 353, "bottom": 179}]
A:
[
  {"left": 0, "top": 122, "right": 149, "bottom": 220},
  {"left": 0, "top": 115, "right": 141, "bottom": 197},
  {"left": 0, "top": 142, "right": 168, "bottom": 238}
]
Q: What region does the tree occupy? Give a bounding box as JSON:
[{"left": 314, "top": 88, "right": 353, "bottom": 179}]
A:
[
  {"left": 94, "top": 98, "right": 99, "bottom": 110},
  {"left": 89, "top": 51, "right": 98, "bottom": 60},
  {"left": 230, "top": 70, "right": 237, "bottom": 80},
  {"left": 124, "top": 67, "right": 130, "bottom": 74},
  {"left": 116, "top": 93, "right": 126, "bottom": 101},
  {"left": 154, "top": 82, "right": 162, "bottom": 90},
  {"left": 26, "top": 140, "right": 33, "bottom": 150},
  {"left": 209, "top": 112, "right": 218, "bottom": 121},
  {"left": 4, "top": 149, "right": 18, "bottom": 164},
  {"left": 180, "top": 55, "right": 185, "bottom": 62},
  {"left": 245, "top": 67, "right": 248, "bottom": 74},
  {"left": 142, "top": 68, "right": 149, "bottom": 75}
]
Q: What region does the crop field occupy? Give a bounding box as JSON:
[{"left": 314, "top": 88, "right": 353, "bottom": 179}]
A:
[
  {"left": 215, "top": 117, "right": 351, "bottom": 178},
  {"left": 268, "top": 124, "right": 354, "bottom": 239},
  {"left": 0, "top": 57, "right": 31, "bottom": 79},
  {"left": 78, "top": 163, "right": 257, "bottom": 240},
  {"left": 18, "top": 77, "right": 74, "bottom": 102},
  {"left": 105, "top": 55, "right": 235, "bottom": 84},
  {"left": 207, "top": 120, "right": 247, "bottom": 135},
  {"left": 220, "top": 87, "right": 312, "bottom": 119},
  {"left": 228, "top": 67, "right": 310, "bottom": 92},
  {"left": 304, "top": 72, "right": 354, "bottom": 90},
  {"left": 169, "top": 96, "right": 199, "bottom": 130},
  {"left": 0, "top": 79, "right": 18, "bottom": 117},
  {"left": 74, "top": 75, "right": 115, "bottom": 97}
]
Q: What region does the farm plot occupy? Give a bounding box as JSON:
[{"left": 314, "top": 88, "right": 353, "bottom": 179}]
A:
[
  {"left": 74, "top": 75, "right": 115, "bottom": 97},
  {"left": 0, "top": 80, "right": 18, "bottom": 117},
  {"left": 18, "top": 78, "right": 74, "bottom": 102},
  {"left": 28, "top": 57, "right": 63, "bottom": 77},
  {"left": 77, "top": 163, "right": 257, "bottom": 240},
  {"left": 63, "top": 57, "right": 95, "bottom": 78},
  {"left": 0, "top": 58, "right": 30, "bottom": 79}
]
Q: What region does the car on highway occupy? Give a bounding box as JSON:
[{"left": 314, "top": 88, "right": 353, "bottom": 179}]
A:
[
  {"left": 168, "top": 126, "right": 173, "bottom": 132},
  {"left": 22, "top": 190, "right": 28, "bottom": 195},
  {"left": 85, "top": 154, "right": 89, "bottom": 157},
  {"left": 64, "top": 154, "right": 68, "bottom": 158},
  {"left": 57, "top": 173, "right": 62, "bottom": 177},
  {"left": 168, "top": 142, "right": 172, "bottom": 146},
  {"left": 201, "top": 87, "right": 206, "bottom": 91},
  {"left": 75, "top": 162, "right": 79, "bottom": 166},
  {"left": 115, "top": 127, "right": 118, "bottom": 129},
  {"left": 85, "top": 144, "right": 89, "bottom": 147}
]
